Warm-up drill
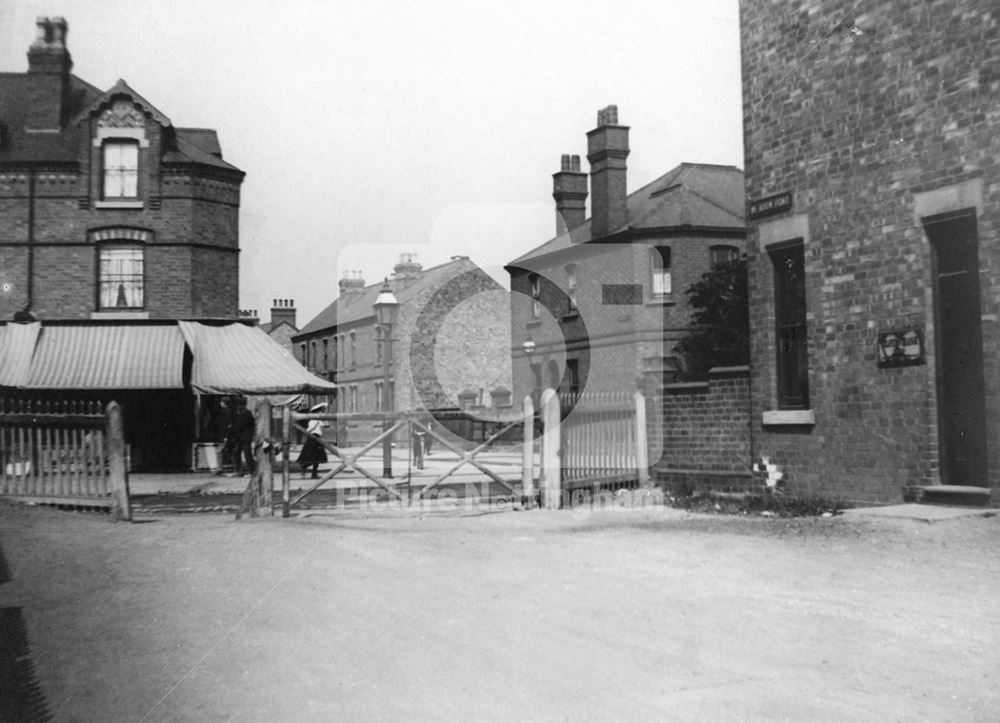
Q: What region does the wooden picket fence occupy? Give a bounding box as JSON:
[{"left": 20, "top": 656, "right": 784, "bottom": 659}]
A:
[{"left": 0, "top": 399, "right": 131, "bottom": 518}]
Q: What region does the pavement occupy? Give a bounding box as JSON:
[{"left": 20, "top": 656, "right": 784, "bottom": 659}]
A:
[{"left": 843, "top": 503, "right": 999, "bottom": 522}]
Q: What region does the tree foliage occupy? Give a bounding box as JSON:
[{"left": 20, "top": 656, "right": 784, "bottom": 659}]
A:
[{"left": 675, "top": 258, "right": 750, "bottom": 380}]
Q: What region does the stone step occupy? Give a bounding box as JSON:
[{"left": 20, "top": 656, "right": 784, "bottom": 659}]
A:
[{"left": 919, "top": 485, "right": 992, "bottom": 507}]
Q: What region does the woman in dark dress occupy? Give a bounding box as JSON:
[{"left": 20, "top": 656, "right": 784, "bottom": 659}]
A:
[{"left": 297, "top": 404, "right": 329, "bottom": 479}]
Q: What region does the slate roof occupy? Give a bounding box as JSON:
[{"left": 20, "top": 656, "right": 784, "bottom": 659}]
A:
[
  {"left": 296, "top": 257, "right": 489, "bottom": 337},
  {"left": 0, "top": 72, "right": 101, "bottom": 164},
  {"left": 508, "top": 163, "right": 745, "bottom": 267},
  {"left": 0, "top": 72, "right": 241, "bottom": 173}
]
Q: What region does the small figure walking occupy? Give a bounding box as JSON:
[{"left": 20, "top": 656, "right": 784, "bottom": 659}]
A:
[
  {"left": 411, "top": 425, "right": 425, "bottom": 470},
  {"left": 424, "top": 421, "right": 434, "bottom": 456},
  {"left": 297, "top": 403, "right": 329, "bottom": 479}
]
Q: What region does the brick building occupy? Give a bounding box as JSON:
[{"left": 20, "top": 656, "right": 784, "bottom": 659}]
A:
[
  {"left": 292, "top": 255, "right": 512, "bottom": 444},
  {"left": 0, "top": 17, "right": 244, "bottom": 321},
  {"left": 505, "top": 106, "right": 745, "bottom": 406},
  {"left": 741, "top": 0, "right": 1000, "bottom": 504},
  {"left": 0, "top": 18, "right": 333, "bottom": 471}
]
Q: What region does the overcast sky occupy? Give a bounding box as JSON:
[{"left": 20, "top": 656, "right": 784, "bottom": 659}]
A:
[{"left": 1, "top": 0, "right": 743, "bottom": 327}]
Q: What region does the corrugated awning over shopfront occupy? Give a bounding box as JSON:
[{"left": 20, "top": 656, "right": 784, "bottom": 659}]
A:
[
  {"left": 177, "top": 321, "right": 337, "bottom": 395},
  {"left": 24, "top": 323, "right": 186, "bottom": 389},
  {"left": 0, "top": 322, "right": 41, "bottom": 387},
  {"left": 0, "top": 321, "right": 336, "bottom": 394}
]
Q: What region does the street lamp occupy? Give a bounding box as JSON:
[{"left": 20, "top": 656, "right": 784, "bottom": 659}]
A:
[{"left": 373, "top": 279, "right": 399, "bottom": 478}]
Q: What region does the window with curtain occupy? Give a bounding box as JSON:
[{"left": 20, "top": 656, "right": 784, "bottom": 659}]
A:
[
  {"left": 102, "top": 139, "right": 139, "bottom": 198},
  {"left": 98, "top": 245, "right": 144, "bottom": 309},
  {"left": 529, "top": 274, "right": 541, "bottom": 318},
  {"left": 565, "top": 264, "right": 577, "bottom": 312},
  {"left": 650, "top": 247, "right": 671, "bottom": 296}
]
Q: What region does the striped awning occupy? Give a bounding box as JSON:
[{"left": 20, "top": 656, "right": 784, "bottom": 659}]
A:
[
  {"left": 178, "top": 321, "right": 337, "bottom": 395},
  {"left": 0, "top": 322, "right": 41, "bottom": 387},
  {"left": 24, "top": 324, "right": 185, "bottom": 389}
]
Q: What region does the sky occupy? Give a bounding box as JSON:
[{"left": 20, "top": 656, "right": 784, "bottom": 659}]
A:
[{"left": 0, "top": 0, "right": 743, "bottom": 327}]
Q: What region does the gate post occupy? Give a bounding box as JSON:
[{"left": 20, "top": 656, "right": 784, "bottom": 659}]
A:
[
  {"left": 521, "top": 395, "right": 535, "bottom": 507},
  {"left": 282, "top": 404, "right": 292, "bottom": 518},
  {"left": 540, "top": 388, "right": 561, "bottom": 509},
  {"left": 106, "top": 401, "right": 131, "bottom": 522},
  {"left": 255, "top": 399, "right": 273, "bottom": 516},
  {"left": 635, "top": 390, "right": 650, "bottom": 487}
]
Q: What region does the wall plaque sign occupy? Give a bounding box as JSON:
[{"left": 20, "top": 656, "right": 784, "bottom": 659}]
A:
[
  {"left": 748, "top": 191, "right": 793, "bottom": 220},
  {"left": 877, "top": 328, "right": 925, "bottom": 368}
]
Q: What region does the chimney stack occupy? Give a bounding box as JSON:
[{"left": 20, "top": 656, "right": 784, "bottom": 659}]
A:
[
  {"left": 26, "top": 17, "right": 72, "bottom": 131},
  {"left": 552, "top": 154, "right": 588, "bottom": 237},
  {"left": 393, "top": 253, "right": 422, "bottom": 281},
  {"left": 586, "top": 104, "right": 629, "bottom": 239},
  {"left": 269, "top": 298, "right": 297, "bottom": 329},
  {"left": 338, "top": 270, "right": 366, "bottom": 298}
]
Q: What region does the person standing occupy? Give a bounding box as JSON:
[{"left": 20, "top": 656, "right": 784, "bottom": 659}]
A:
[
  {"left": 411, "top": 425, "right": 425, "bottom": 470},
  {"left": 297, "top": 404, "right": 329, "bottom": 479},
  {"left": 232, "top": 397, "right": 256, "bottom": 477}
]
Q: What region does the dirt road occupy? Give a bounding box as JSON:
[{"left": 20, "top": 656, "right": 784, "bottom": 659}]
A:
[{"left": 1, "top": 500, "right": 998, "bottom": 721}]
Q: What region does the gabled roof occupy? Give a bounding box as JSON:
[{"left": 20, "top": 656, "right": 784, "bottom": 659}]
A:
[
  {"left": 0, "top": 70, "right": 241, "bottom": 173},
  {"left": 70, "top": 78, "right": 172, "bottom": 127},
  {"left": 296, "top": 257, "right": 492, "bottom": 337},
  {"left": 508, "top": 163, "right": 745, "bottom": 267}
]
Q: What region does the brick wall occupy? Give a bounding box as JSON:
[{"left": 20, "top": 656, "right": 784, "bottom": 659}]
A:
[
  {"left": 741, "top": 0, "right": 1000, "bottom": 504},
  {"left": 650, "top": 366, "right": 753, "bottom": 492}
]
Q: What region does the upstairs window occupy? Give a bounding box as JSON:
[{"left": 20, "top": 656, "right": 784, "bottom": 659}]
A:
[
  {"left": 102, "top": 140, "right": 139, "bottom": 199},
  {"left": 529, "top": 274, "right": 541, "bottom": 319},
  {"left": 771, "top": 242, "right": 809, "bottom": 409},
  {"left": 651, "top": 247, "right": 671, "bottom": 296},
  {"left": 565, "top": 264, "right": 577, "bottom": 313},
  {"left": 98, "top": 246, "right": 144, "bottom": 309}
]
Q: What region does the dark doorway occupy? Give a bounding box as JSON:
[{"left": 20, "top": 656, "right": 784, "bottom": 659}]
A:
[{"left": 926, "top": 211, "right": 988, "bottom": 486}]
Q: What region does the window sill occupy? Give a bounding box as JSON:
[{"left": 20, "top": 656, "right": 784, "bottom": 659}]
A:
[
  {"left": 762, "top": 409, "right": 815, "bottom": 427},
  {"left": 526, "top": 320, "right": 542, "bottom": 329},
  {"left": 91, "top": 310, "right": 149, "bottom": 320},
  {"left": 646, "top": 295, "right": 675, "bottom": 307},
  {"left": 95, "top": 200, "right": 144, "bottom": 210}
]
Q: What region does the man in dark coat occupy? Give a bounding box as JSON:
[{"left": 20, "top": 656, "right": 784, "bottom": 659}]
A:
[{"left": 232, "top": 397, "right": 256, "bottom": 476}]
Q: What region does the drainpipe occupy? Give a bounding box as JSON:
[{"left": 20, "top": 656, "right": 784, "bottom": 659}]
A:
[{"left": 26, "top": 165, "right": 36, "bottom": 312}]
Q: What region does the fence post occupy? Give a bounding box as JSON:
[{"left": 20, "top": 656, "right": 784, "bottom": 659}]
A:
[
  {"left": 282, "top": 404, "right": 292, "bottom": 518},
  {"left": 256, "top": 399, "right": 273, "bottom": 516},
  {"left": 521, "top": 395, "right": 535, "bottom": 507},
  {"left": 106, "top": 401, "right": 131, "bottom": 522},
  {"left": 540, "top": 388, "right": 561, "bottom": 510},
  {"left": 634, "top": 390, "right": 650, "bottom": 487}
]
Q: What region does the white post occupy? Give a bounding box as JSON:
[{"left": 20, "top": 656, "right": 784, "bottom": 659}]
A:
[
  {"left": 521, "top": 395, "right": 535, "bottom": 506},
  {"left": 634, "top": 390, "right": 650, "bottom": 487},
  {"left": 540, "top": 388, "right": 561, "bottom": 509}
]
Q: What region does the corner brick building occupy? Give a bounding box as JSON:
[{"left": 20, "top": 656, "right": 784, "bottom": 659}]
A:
[
  {"left": 293, "top": 255, "right": 512, "bottom": 445},
  {"left": 741, "top": 1, "right": 999, "bottom": 504},
  {"left": 505, "top": 106, "right": 745, "bottom": 406},
  {"left": 0, "top": 17, "right": 244, "bottom": 321}
]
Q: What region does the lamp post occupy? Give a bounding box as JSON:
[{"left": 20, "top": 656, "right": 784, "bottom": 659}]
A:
[{"left": 374, "top": 279, "right": 399, "bottom": 478}]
